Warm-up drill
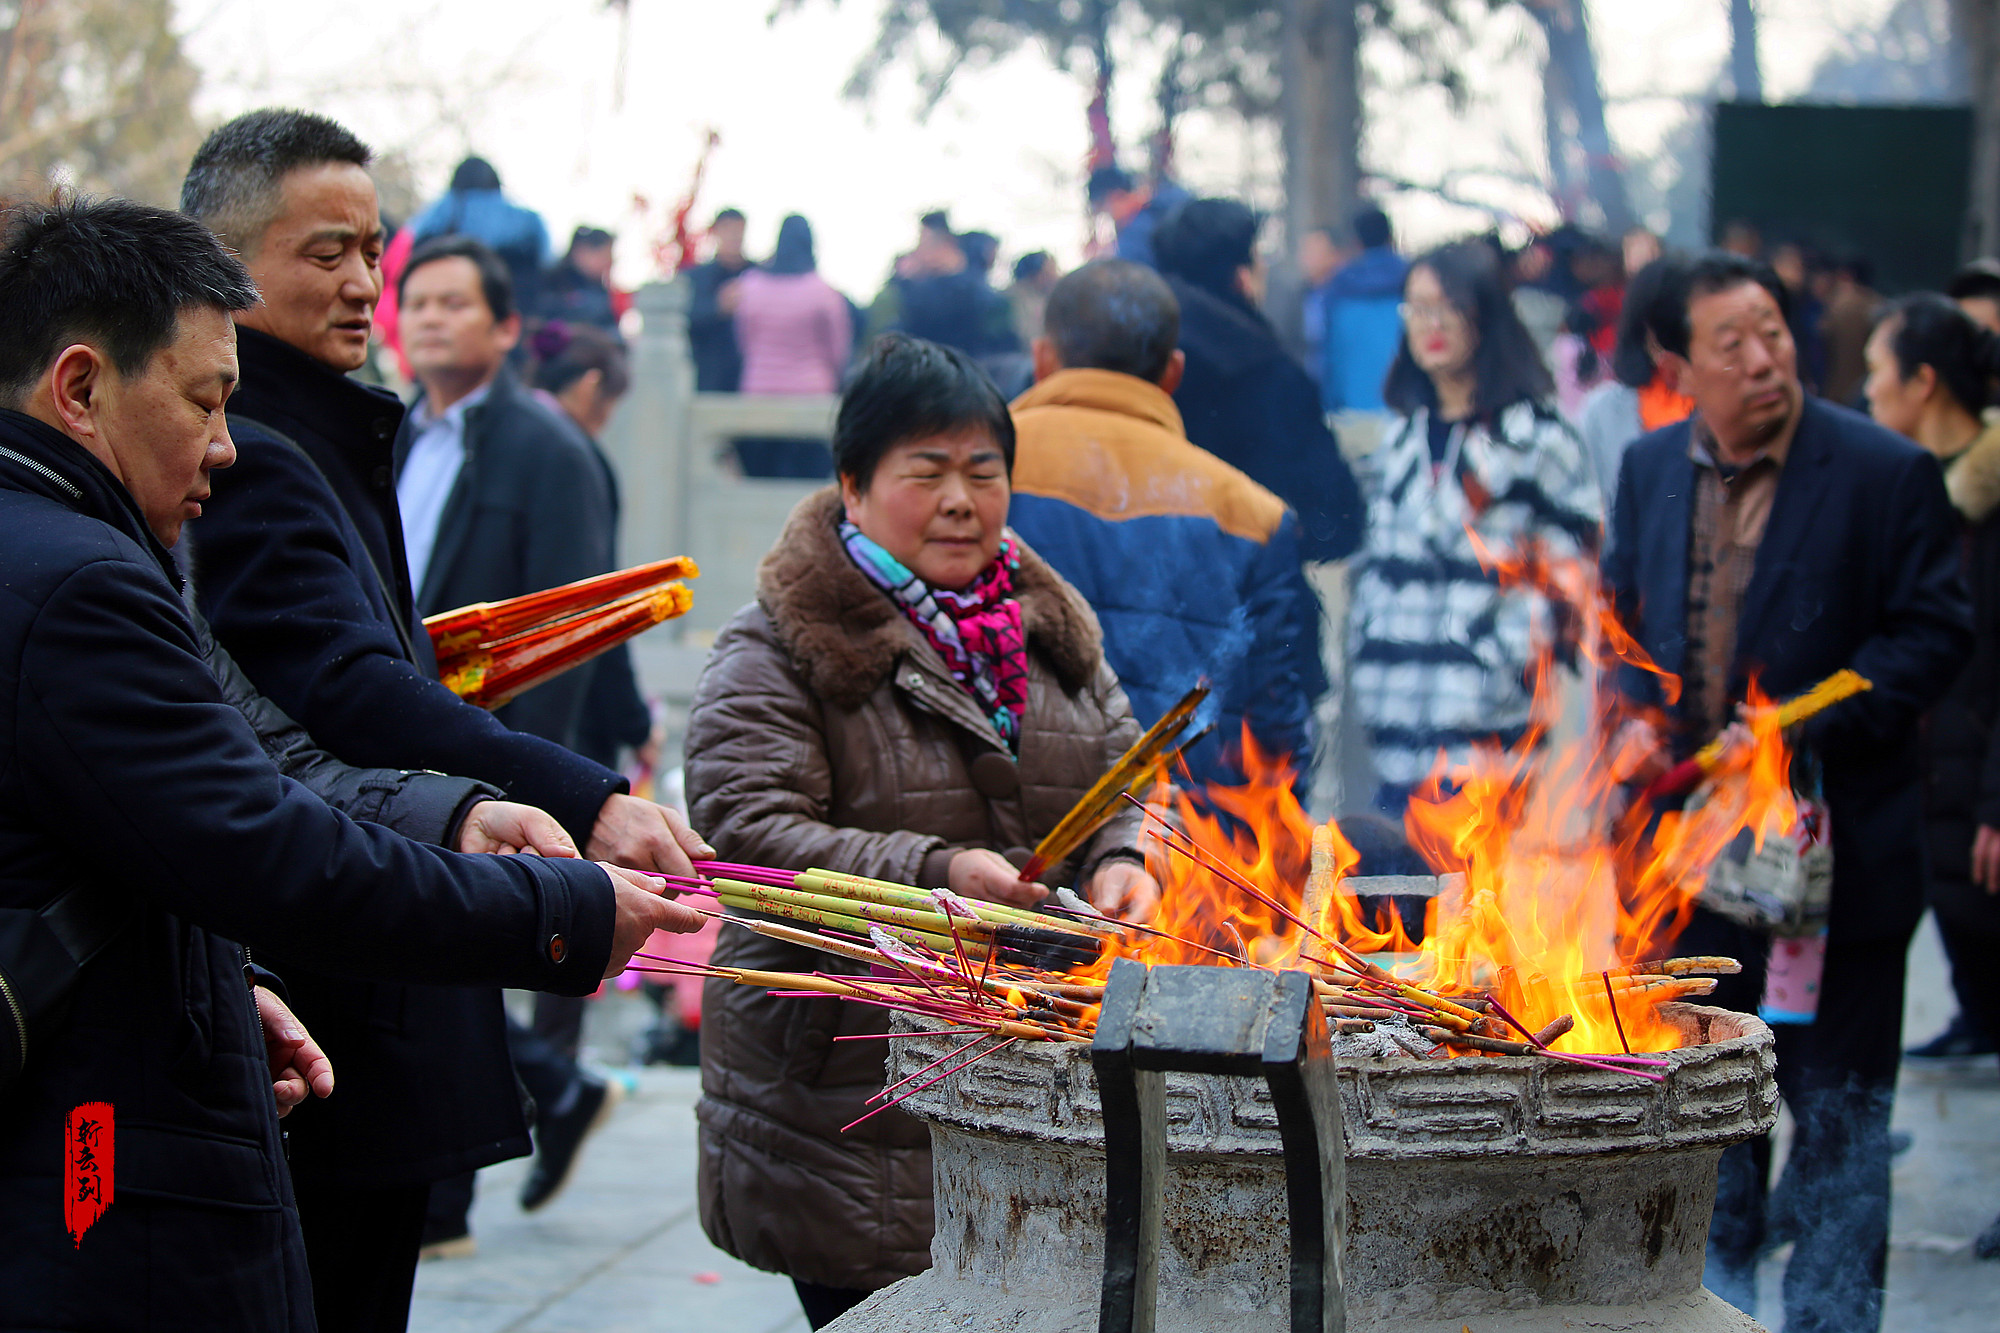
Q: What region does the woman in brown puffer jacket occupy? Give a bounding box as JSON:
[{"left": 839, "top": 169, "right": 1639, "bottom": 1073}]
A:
[{"left": 685, "top": 334, "right": 1160, "bottom": 1328}]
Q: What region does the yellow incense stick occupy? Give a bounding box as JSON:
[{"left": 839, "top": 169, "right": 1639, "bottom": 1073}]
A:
[{"left": 1018, "top": 682, "right": 1209, "bottom": 883}]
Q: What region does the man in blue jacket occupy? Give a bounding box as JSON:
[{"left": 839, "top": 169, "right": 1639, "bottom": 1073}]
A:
[
  {"left": 1605, "top": 252, "right": 1969, "bottom": 1333},
  {"left": 0, "top": 195, "right": 691, "bottom": 1332},
  {"left": 1008, "top": 260, "right": 1325, "bottom": 791},
  {"left": 1314, "top": 206, "right": 1408, "bottom": 415}
]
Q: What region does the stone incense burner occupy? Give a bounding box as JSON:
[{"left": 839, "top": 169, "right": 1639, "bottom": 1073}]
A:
[{"left": 827, "top": 1002, "right": 1777, "bottom": 1333}]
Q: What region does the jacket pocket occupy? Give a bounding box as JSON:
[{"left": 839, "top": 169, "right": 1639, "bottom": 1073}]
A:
[{"left": 116, "top": 1118, "right": 282, "bottom": 1211}]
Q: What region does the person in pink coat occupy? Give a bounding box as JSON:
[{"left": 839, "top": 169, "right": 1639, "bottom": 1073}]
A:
[{"left": 724, "top": 214, "right": 854, "bottom": 475}]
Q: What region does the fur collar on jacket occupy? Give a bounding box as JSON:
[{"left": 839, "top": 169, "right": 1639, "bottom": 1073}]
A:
[
  {"left": 1946, "top": 418, "right": 2000, "bottom": 524},
  {"left": 756, "top": 486, "right": 1103, "bottom": 710}
]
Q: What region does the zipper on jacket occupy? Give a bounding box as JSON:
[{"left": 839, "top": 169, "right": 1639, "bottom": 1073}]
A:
[
  {"left": 0, "top": 445, "right": 82, "bottom": 500},
  {"left": 0, "top": 965, "right": 27, "bottom": 1068}
]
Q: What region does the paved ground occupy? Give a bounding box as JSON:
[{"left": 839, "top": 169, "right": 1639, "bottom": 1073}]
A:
[{"left": 411, "top": 917, "right": 1997, "bottom": 1333}]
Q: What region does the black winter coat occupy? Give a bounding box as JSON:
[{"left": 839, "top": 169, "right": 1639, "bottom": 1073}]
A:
[
  {"left": 1922, "top": 421, "right": 2000, "bottom": 930},
  {"left": 689, "top": 257, "right": 754, "bottom": 392},
  {"left": 0, "top": 410, "right": 614, "bottom": 1331},
  {"left": 192, "top": 590, "right": 501, "bottom": 845},
  {"left": 191, "top": 327, "right": 627, "bottom": 1192},
  {"left": 396, "top": 367, "right": 615, "bottom": 752},
  {"left": 1604, "top": 397, "right": 1973, "bottom": 946},
  {"left": 1165, "top": 276, "right": 1366, "bottom": 564}
]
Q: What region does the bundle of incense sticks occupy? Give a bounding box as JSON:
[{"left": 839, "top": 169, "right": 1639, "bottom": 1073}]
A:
[
  {"left": 1641, "top": 668, "right": 1871, "bottom": 801},
  {"left": 425, "top": 556, "right": 699, "bottom": 654},
  {"left": 432, "top": 561, "right": 696, "bottom": 709},
  {"left": 631, "top": 857, "right": 1725, "bottom": 1098},
  {"left": 695, "top": 866, "right": 1110, "bottom": 969}
]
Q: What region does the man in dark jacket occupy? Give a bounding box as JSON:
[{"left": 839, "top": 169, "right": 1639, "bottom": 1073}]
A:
[
  {"left": 1604, "top": 252, "right": 1970, "bottom": 1333},
  {"left": 180, "top": 110, "right": 713, "bottom": 1328},
  {"left": 0, "top": 194, "right": 687, "bottom": 1333},
  {"left": 396, "top": 234, "right": 613, "bottom": 751},
  {"left": 1152, "top": 197, "right": 1365, "bottom": 564},
  {"left": 687, "top": 207, "right": 753, "bottom": 391},
  {"left": 396, "top": 233, "right": 632, "bottom": 1240},
  {"left": 1006, "top": 260, "right": 1326, "bottom": 790}
]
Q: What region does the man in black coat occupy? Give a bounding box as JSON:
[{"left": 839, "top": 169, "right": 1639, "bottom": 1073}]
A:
[
  {"left": 396, "top": 233, "right": 633, "bottom": 1237},
  {"left": 395, "top": 235, "right": 613, "bottom": 752},
  {"left": 687, "top": 207, "right": 753, "bottom": 392},
  {"left": 1151, "top": 197, "right": 1365, "bottom": 564},
  {"left": 180, "top": 110, "right": 713, "bottom": 1328},
  {"left": 1604, "top": 252, "right": 1971, "bottom": 1333},
  {"left": 0, "top": 195, "right": 689, "bottom": 1332}
]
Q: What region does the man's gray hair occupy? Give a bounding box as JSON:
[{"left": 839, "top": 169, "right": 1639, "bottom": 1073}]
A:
[{"left": 180, "top": 109, "right": 372, "bottom": 256}]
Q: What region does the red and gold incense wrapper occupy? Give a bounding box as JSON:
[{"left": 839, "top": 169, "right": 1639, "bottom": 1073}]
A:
[
  {"left": 440, "top": 583, "right": 692, "bottom": 709},
  {"left": 424, "top": 556, "right": 700, "bottom": 657}
]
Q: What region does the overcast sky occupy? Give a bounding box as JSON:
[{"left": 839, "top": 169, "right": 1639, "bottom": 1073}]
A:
[{"left": 181, "top": 0, "right": 1898, "bottom": 298}]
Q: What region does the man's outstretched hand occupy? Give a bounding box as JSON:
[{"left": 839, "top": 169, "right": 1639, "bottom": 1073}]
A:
[
  {"left": 254, "top": 985, "right": 333, "bottom": 1118},
  {"left": 458, "top": 800, "right": 579, "bottom": 856},
  {"left": 602, "top": 863, "right": 708, "bottom": 978},
  {"left": 587, "top": 793, "right": 716, "bottom": 880}
]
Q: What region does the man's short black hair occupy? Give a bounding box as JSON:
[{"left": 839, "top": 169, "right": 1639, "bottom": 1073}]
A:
[
  {"left": 1152, "top": 198, "right": 1260, "bottom": 302},
  {"left": 920, "top": 210, "right": 952, "bottom": 236},
  {"left": 0, "top": 195, "right": 260, "bottom": 407},
  {"left": 569, "top": 225, "right": 614, "bottom": 251},
  {"left": 1013, "top": 251, "right": 1051, "bottom": 284},
  {"left": 1948, "top": 258, "right": 2000, "bottom": 304},
  {"left": 1087, "top": 164, "right": 1135, "bottom": 205},
  {"left": 181, "top": 108, "right": 373, "bottom": 256},
  {"left": 1044, "top": 260, "right": 1180, "bottom": 384},
  {"left": 400, "top": 234, "right": 516, "bottom": 323},
  {"left": 1653, "top": 250, "right": 1790, "bottom": 359},
  {"left": 832, "top": 334, "right": 1014, "bottom": 492},
  {"left": 1352, "top": 206, "right": 1393, "bottom": 250},
  {"left": 712, "top": 207, "right": 745, "bottom": 227}
]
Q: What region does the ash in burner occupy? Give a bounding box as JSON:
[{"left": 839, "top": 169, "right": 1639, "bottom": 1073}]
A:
[{"left": 1331, "top": 1012, "right": 1435, "bottom": 1060}]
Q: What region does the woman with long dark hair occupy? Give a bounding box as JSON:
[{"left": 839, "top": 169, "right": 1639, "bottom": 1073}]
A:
[
  {"left": 1864, "top": 297, "right": 2000, "bottom": 1206},
  {"left": 1348, "top": 240, "right": 1600, "bottom": 815}
]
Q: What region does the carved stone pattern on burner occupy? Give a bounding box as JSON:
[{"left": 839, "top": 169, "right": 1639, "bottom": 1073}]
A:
[{"left": 888, "top": 1003, "right": 1779, "bottom": 1159}]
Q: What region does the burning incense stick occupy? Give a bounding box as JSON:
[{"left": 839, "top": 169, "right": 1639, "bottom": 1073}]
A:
[
  {"left": 1640, "top": 668, "right": 1871, "bottom": 802},
  {"left": 1018, "top": 682, "right": 1209, "bottom": 883}
]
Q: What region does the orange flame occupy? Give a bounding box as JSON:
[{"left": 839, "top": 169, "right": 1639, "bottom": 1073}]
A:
[{"left": 1073, "top": 540, "right": 1801, "bottom": 1058}]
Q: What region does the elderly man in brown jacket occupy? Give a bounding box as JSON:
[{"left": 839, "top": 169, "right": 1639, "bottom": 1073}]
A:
[{"left": 684, "top": 335, "right": 1154, "bottom": 1328}]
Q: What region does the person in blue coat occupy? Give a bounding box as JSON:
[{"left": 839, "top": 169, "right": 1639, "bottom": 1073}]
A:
[
  {"left": 407, "top": 155, "right": 552, "bottom": 322},
  {"left": 1315, "top": 206, "right": 1409, "bottom": 414},
  {"left": 0, "top": 194, "right": 690, "bottom": 1333},
  {"left": 1007, "top": 260, "right": 1325, "bottom": 792},
  {"left": 1605, "top": 252, "right": 1970, "bottom": 1333}
]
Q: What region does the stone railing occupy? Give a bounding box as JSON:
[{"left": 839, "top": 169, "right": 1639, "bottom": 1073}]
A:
[{"left": 598, "top": 280, "right": 837, "bottom": 709}]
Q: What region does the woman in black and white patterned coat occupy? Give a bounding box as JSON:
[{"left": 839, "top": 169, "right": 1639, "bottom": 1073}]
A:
[{"left": 1346, "top": 240, "right": 1602, "bottom": 815}]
